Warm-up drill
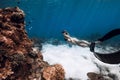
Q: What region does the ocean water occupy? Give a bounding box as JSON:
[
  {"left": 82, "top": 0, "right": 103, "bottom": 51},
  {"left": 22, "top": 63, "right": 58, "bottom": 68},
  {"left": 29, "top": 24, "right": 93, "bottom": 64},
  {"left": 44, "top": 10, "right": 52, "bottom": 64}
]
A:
[
  {"left": 0, "top": 0, "right": 120, "bottom": 79},
  {"left": 1, "top": 0, "right": 120, "bottom": 39}
]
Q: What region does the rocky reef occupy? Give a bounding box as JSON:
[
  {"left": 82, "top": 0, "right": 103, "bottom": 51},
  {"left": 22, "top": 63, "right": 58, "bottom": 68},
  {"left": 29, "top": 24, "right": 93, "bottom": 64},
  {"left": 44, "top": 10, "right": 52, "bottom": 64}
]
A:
[
  {"left": 87, "top": 72, "right": 113, "bottom": 80},
  {"left": 0, "top": 7, "right": 65, "bottom": 80}
]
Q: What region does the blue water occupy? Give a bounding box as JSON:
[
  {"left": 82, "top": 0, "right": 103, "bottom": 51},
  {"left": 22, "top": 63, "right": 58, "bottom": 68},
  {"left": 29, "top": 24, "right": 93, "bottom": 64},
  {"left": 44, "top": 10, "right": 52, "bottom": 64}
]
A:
[
  {"left": 1, "top": 1, "right": 120, "bottom": 79},
  {"left": 0, "top": 0, "right": 120, "bottom": 40}
]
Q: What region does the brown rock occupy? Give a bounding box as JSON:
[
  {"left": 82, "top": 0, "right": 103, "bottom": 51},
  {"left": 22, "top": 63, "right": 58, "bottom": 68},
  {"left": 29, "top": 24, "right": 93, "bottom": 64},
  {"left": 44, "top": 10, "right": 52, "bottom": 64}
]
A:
[
  {"left": 0, "top": 7, "right": 65, "bottom": 80},
  {"left": 87, "top": 72, "right": 113, "bottom": 80},
  {"left": 42, "top": 64, "right": 65, "bottom": 80},
  {"left": 87, "top": 72, "right": 105, "bottom": 80}
]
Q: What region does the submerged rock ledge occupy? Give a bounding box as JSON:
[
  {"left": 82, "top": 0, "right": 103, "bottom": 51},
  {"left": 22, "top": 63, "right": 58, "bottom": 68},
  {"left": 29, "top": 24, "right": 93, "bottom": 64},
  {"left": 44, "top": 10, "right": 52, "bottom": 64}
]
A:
[{"left": 0, "top": 7, "right": 65, "bottom": 80}]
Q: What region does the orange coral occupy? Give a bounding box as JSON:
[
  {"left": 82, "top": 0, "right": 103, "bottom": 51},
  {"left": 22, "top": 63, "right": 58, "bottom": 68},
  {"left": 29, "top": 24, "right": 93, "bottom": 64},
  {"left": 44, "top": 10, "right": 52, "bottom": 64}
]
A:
[
  {"left": 42, "top": 64, "right": 65, "bottom": 80},
  {"left": 0, "top": 7, "right": 65, "bottom": 80},
  {"left": 0, "top": 60, "right": 13, "bottom": 79}
]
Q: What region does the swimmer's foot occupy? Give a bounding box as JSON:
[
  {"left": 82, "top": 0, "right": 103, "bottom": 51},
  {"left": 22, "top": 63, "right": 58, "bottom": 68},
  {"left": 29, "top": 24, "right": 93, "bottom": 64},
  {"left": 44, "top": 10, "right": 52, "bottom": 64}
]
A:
[{"left": 90, "top": 42, "right": 95, "bottom": 52}]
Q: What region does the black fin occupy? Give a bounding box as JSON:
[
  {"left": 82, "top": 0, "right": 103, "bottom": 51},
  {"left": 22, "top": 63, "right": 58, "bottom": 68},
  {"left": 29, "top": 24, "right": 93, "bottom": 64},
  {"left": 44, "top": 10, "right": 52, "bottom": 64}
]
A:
[{"left": 98, "top": 29, "right": 120, "bottom": 42}]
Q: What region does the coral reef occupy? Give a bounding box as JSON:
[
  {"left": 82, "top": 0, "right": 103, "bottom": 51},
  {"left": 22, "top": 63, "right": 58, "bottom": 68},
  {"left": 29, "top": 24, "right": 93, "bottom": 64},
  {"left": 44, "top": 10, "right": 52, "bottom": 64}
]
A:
[
  {"left": 0, "top": 7, "right": 65, "bottom": 80},
  {"left": 42, "top": 64, "right": 65, "bottom": 80}
]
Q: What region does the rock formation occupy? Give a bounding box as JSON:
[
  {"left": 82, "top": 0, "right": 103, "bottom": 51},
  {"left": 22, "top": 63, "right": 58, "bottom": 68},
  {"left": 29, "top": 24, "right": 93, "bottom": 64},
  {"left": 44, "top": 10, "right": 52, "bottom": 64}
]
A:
[
  {"left": 0, "top": 7, "right": 65, "bottom": 80},
  {"left": 87, "top": 72, "right": 113, "bottom": 80},
  {"left": 42, "top": 64, "right": 65, "bottom": 80}
]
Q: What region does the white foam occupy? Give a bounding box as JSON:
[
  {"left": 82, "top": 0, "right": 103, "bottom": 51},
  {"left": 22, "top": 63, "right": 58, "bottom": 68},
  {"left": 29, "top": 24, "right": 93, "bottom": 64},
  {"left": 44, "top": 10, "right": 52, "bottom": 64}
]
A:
[{"left": 41, "top": 43, "right": 120, "bottom": 80}]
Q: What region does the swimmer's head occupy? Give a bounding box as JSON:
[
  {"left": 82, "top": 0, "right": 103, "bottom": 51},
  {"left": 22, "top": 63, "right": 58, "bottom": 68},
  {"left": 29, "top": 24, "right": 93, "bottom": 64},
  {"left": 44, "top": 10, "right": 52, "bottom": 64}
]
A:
[
  {"left": 62, "top": 30, "right": 69, "bottom": 35},
  {"left": 62, "top": 30, "right": 70, "bottom": 41}
]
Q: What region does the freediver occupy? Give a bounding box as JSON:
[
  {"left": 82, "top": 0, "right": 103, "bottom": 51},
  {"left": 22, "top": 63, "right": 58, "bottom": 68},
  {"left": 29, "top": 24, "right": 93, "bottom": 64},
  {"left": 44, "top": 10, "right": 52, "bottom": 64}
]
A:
[{"left": 62, "top": 29, "right": 120, "bottom": 64}]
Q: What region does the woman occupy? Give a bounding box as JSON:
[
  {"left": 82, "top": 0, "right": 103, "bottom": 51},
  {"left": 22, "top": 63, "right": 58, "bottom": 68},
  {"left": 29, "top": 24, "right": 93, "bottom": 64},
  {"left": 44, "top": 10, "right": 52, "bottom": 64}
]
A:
[{"left": 62, "top": 29, "right": 120, "bottom": 64}]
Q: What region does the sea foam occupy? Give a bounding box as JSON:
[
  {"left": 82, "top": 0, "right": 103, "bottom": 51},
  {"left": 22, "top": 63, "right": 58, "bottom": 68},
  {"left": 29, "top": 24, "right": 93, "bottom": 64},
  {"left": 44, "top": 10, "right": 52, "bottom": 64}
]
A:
[{"left": 42, "top": 43, "right": 120, "bottom": 80}]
